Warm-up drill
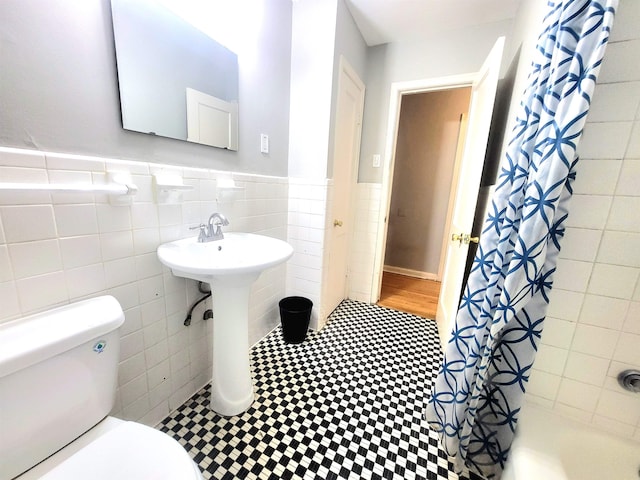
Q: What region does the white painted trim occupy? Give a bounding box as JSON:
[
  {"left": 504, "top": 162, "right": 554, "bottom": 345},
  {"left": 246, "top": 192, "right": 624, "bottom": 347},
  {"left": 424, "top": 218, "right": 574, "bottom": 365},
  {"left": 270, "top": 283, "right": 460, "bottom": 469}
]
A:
[
  {"left": 383, "top": 265, "right": 439, "bottom": 281},
  {"left": 371, "top": 72, "right": 477, "bottom": 304}
]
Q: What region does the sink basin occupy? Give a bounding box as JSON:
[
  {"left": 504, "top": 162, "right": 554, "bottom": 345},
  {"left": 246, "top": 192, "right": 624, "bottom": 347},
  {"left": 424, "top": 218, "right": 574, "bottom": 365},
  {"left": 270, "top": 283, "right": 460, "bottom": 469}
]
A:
[
  {"left": 157, "top": 232, "right": 294, "bottom": 281},
  {"left": 157, "top": 233, "right": 293, "bottom": 416}
]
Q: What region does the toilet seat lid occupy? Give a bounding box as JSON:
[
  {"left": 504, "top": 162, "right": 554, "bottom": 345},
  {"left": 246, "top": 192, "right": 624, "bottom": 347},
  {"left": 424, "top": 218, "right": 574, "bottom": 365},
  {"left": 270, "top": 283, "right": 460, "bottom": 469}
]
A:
[{"left": 38, "top": 421, "right": 202, "bottom": 479}]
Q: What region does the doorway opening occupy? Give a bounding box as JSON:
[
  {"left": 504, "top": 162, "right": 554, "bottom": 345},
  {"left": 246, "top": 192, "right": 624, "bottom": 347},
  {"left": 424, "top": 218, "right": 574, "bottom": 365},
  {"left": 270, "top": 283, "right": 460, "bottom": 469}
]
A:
[{"left": 376, "top": 87, "right": 472, "bottom": 319}]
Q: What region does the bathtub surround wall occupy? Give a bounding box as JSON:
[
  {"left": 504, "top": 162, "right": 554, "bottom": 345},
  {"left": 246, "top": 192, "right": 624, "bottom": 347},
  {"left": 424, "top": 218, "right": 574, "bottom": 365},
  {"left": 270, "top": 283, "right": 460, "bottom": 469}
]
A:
[
  {"left": 524, "top": 0, "right": 640, "bottom": 441},
  {"left": 0, "top": 146, "right": 289, "bottom": 427}
]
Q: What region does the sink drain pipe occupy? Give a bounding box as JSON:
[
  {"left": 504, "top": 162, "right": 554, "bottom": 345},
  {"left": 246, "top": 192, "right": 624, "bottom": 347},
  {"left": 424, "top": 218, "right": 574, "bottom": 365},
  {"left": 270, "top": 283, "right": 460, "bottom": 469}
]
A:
[{"left": 184, "top": 282, "right": 212, "bottom": 326}]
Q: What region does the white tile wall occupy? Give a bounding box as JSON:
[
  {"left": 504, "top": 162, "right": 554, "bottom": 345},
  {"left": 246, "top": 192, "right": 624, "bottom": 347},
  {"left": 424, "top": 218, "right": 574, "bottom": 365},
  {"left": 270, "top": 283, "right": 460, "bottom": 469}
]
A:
[
  {"left": 526, "top": 10, "right": 640, "bottom": 439},
  {"left": 286, "top": 177, "right": 329, "bottom": 330},
  {"left": 0, "top": 147, "right": 289, "bottom": 427}
]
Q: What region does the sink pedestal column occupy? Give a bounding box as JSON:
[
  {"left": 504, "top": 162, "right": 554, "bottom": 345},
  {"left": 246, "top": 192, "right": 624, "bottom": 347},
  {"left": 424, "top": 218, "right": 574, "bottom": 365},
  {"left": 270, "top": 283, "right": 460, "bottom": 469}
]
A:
[{"left": 209, "top": 272, "right": 259, "bottom": 416}]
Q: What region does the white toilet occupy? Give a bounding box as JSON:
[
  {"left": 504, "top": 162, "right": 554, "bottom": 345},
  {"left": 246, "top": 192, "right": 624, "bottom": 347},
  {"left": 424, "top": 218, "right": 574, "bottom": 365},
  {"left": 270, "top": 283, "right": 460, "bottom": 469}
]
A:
[{"left": 0, "top": 296, "right": 204, "bottom": 480}]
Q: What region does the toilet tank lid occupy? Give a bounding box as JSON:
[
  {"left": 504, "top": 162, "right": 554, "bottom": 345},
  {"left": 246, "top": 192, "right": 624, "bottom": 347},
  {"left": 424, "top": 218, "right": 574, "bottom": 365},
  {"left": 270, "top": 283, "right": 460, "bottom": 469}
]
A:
[{"left": 0, "top": 296, "right": 124, "bottom": 378}]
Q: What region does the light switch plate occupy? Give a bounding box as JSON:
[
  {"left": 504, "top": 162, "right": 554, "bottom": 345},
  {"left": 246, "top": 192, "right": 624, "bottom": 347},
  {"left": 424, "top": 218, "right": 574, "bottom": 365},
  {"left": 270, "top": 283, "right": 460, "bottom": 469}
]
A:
[{"left": 260, "top": 134, "right": 269, "bottom": 154}]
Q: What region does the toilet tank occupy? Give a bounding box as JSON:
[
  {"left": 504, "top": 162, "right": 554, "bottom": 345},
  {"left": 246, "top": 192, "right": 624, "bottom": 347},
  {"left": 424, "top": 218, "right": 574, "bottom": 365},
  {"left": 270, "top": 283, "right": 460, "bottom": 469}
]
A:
[{"left": 0, "top": 296, "right": 125, "bottom": 480}]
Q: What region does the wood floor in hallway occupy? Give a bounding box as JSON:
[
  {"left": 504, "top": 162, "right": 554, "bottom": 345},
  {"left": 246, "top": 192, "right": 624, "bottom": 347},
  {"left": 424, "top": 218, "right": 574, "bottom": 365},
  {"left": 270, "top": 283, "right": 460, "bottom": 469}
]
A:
[{"left": 377, "top": 271, "right": 441, "bottom": 319}]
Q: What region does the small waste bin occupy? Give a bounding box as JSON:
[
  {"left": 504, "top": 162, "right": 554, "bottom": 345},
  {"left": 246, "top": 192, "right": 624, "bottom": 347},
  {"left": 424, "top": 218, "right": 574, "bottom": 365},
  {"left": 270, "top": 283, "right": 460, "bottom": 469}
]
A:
[{"left": 279, "top": 296, "right": 313, "bottom": 344}]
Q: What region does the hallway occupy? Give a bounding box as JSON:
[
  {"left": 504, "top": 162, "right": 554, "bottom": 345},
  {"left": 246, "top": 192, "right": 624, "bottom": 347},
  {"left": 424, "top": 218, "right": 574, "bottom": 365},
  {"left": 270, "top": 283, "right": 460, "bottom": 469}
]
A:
[{"left": 377, "top": 272, "right": 441, "bottom": 319}]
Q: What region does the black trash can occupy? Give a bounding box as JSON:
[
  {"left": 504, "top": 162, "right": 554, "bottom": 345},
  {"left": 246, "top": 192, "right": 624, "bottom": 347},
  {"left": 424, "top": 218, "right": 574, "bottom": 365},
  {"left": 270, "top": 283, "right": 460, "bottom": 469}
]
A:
[{"left": 279, "top": 296, "right": 313, "bottom": 344}]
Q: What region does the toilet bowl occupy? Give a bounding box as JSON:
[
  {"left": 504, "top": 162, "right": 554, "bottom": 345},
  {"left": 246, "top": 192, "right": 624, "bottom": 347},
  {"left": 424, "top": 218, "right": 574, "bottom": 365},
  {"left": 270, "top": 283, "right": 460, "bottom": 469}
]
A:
[{"left": 0, "top": 296, "right": 204, "bottom": 480}]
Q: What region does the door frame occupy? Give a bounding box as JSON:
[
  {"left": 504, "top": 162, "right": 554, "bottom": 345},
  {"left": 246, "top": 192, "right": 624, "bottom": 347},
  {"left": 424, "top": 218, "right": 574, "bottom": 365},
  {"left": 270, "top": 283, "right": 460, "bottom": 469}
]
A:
[{"left": 371, "top": 73, "right": 477, "bottom": 303}]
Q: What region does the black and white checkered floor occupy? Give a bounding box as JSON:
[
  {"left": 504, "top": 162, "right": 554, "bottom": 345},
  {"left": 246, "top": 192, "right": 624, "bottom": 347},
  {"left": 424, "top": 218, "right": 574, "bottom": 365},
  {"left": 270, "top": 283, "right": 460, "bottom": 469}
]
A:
[{"left": 159, "top": 300, "right": 478, "bottom": 480}]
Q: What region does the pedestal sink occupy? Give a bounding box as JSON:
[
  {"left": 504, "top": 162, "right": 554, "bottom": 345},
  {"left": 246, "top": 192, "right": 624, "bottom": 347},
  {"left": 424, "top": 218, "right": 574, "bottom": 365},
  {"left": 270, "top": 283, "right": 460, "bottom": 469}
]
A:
[{"left": 157, "top": 233, "right": 293, "bottom": 416}]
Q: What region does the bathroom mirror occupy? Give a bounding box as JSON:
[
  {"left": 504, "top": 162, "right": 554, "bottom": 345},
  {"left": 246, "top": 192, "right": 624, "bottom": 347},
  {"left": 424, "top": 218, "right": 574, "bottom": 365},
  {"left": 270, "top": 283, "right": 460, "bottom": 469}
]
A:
[{"left": 110, "top": 0, "right": 239, "bottom": 150}]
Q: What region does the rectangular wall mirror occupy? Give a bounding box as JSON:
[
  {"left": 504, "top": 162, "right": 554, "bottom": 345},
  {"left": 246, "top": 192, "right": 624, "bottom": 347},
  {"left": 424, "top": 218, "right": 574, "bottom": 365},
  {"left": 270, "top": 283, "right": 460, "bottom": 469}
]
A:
[{"left": 110, "top": 0, "right": 239, "bottom": 150}]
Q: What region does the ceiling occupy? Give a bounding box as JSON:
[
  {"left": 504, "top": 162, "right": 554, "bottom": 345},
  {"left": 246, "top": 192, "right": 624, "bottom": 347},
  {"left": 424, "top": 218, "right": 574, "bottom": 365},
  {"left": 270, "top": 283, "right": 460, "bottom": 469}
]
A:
[{"left": 344, "top": 0, "right": 522, "bottom": 46}]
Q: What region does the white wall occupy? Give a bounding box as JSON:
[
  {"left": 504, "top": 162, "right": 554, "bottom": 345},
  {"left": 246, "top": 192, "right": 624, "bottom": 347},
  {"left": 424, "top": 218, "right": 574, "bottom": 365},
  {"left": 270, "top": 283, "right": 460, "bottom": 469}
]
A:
[
  {"left": 287, "top": 0, "right": 337, "bottom": 179},
  {"left": 524, "top": 0, "right": 640, "bottom": 440},
  {"left": 0, "top": 0, "right": 291, "bottom": 176}
]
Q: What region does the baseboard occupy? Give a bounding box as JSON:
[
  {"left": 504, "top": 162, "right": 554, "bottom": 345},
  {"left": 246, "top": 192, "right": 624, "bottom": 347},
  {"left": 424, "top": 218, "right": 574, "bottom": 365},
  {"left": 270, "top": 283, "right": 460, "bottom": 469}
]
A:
[{"left": 383, "top": 265, "right": 439, "bottom": 281}]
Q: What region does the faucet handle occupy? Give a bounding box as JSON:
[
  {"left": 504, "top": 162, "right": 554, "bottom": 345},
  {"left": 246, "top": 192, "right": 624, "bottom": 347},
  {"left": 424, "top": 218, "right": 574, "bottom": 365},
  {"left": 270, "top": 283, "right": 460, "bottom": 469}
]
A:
[{"left": 189, "top": 223, "right": 208, "bottom": 242}]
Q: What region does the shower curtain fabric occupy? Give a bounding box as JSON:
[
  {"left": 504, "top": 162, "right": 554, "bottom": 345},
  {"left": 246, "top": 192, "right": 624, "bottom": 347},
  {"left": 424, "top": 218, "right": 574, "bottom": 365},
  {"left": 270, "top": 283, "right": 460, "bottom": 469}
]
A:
[{"left": 425, "top": 1, "right": 618, "bottom": 479}]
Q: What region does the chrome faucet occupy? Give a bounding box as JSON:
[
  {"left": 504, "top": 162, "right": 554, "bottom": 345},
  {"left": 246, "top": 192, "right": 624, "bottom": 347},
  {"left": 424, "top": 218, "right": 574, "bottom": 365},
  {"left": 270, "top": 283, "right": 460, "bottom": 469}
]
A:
[
  {"left": 190, "top": 212, "right": 230, "bottom": 242},
  {"left": 207, "top": 212, "right": 229, "bottom": 241}
]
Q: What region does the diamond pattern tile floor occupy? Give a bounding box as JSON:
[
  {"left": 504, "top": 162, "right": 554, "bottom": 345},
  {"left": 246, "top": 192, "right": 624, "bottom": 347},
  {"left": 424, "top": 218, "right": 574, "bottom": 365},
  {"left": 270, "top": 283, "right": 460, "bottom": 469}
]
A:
[{"left": 159, "top": 300, "right": 478, "bottom": 480}]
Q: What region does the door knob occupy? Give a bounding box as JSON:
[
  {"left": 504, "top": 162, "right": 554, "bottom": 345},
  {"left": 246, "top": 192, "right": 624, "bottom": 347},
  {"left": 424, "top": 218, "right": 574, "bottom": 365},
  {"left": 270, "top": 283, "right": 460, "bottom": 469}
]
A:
[
  {"left": 333, "top": 219, "right": 343, "bottom": 227},
  {"left": 451, "top": 233, "right": 479, "bottom": 245}
]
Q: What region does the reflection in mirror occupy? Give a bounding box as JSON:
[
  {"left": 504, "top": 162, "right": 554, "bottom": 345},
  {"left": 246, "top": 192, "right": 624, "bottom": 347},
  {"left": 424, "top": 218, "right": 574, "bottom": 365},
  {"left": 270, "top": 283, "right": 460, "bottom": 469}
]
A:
[{"left": 110, "top": 0, "right": 239, "bottom": 150}]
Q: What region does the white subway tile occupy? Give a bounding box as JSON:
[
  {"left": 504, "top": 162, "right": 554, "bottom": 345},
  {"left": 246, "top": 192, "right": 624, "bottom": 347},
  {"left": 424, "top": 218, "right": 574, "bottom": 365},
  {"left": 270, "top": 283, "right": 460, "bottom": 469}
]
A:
[
  {"left": 96, "top": 204, "right": 132, "bottom": 232},
  {"left": 589, "top": 82, "right": 640, "bottom": 122},
  {"left": 625, "top": 121, "right": 640, "bottom": 158},
  {"left": 547, "top": 289, "right": 584, "bottom": 322},
  {"left": 573, "top": 159, "right": 621, "bottom": 195},
  {"left": 540, "top": 317, "right": 576, "bottom": 349},
  {"left": 606, "top": 197, "right": 640, "bottom": 232},
  {"left": 65, "top": 263, "right": 106, "bottom": 299},
  {"left": 554, "top": 259, "right": 592, "bottom": 292},
  {"left": 563, "top": 351, "right": 610, "bottom": 385},
  {"left": 131, "top": 203, "right": 159, "bottom": 229},
  {"left": 16, "top": 271, "right": 68, "bottom": 313},
  {"left": 0, "top": 147, "right": 46, "bottom": 168},
  {"left": 120, "top": 330, "right": 145, "bottom": 361},
  {"left": 616, "top": 160, "right": 640, "bottom": 196},
  {"left": 100, "top": 231, "right": 134, "bottom": 261},
  {"left": 571, "top": 323, "right": 620, "bottom": 358},
  {"left": 48, "top": 170, "right": 94, "bottom": 204},
  {"left": 526, "top": 370, "right": 561, "bottom": 400},
  {"left": 1, "top": 205, "right": 56, "bottom": 242},
  {"left": 140, "top": 298, "right": 165, "bottom": 327},
  {"left": 558, "top": 228, "right": 601, "bottom": 262},
  {"left": 118, "top": 352, "right": 146, "bottom": 385},
  {"left": 147, "top": 359, "right": 170, "bottom": 390},
  {"left": 135, "top": 253, "right": 163, "bottom": 280},
  {"left": 595, "top": 389, "right": 640, "bottom": 425},
  {"left": 0, "top": 281, "right": 20, "bottom": 321},
  {"left": 610, "top": 0, "right": 640, "bottom": 42},
  {"left": 588, "top": 263, "right": 639, "bottom": 299},
  {"left": 108, "top": 284, "right": 139, "bottom": 310},
  {"left": 578, "top": 122, "right": 632, "bottom": 159},
  {"left": 121, "top": 394, "right": 150, "bottom": 422},
  {"left": 144, "top": 339, "right": 169, "bottom": 368},
  {"left": 532, "top": 344, "right": 568, "bottom": 375},
  {"left": 0, "top": 166, "right": 50, "bottom": 205},
  {"left": 613, "top": 332, "right": 640, "bottom": 365},
  {"left": 59, "top": 235, "right": 101, "bottom": 269},
  {"left": 0, "top": 246, "right": 11, "bottom": 282},
  {"left": 45, "top": 152, "right": 105, "bottom": 172},
  {"left": 598, "top": 39, "right": 640, "bottom": 83},
  {"left": 565, "top": 195, "right": 612, "bottom": 229},
  {"left": 120, "top": 374, "right": 149, "bottom": 411},
  {"left": 54, "top": 204, "right": 98, "bottom": 237},
  {"left": 104, "top": 257, "right": 136, "bottom": 289},
  {"left": 556, "top": 378, "right": 602, "bottom": 411},
  {"left": 138, "top": 275, "right": 164, "bottom": 304},
  {"left": 157, "top": 204, "right": 182, "bottom": 226},
  {"left": 622, "top": 302, "right": 640, "bottom": 334},
  {"left": 121, "top": 307, "right": 142, "bottom": 336},
  {"left": 597, "top": 231, "right": 640, "bottom": 267},
  {"left": 579, "top": 294, "right": 629, "bottom": 330}
]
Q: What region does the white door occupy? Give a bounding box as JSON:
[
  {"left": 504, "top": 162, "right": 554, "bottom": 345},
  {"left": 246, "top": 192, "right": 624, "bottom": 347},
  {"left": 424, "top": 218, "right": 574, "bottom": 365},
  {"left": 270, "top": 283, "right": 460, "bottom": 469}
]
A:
[
  {"left": 325, "top": 58, "right": 365, "bottom": 315},
  {"left": 186, "top": 88, "right": 238, "bottom": 150},
  {"left": 436, "top": 37, "right": 504, "bottom": 347}
]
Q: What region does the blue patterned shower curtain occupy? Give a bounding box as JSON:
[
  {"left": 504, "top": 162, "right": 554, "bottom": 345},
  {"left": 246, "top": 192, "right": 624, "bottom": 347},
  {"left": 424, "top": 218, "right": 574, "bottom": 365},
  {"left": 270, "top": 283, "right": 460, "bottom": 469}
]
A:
[{"left": 425, "top": 1, "right": 617, "bottom": 478}]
